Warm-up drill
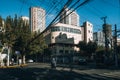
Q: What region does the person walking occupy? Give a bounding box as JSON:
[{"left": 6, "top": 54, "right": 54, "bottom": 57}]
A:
[{"left": 51, "top": 58, "right": 56, "bottom": 69}]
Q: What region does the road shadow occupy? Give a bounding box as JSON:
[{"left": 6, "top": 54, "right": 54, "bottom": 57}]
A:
[
  {"left": 0, "top": 67, "right": 120, "bottom": 80},
  {"left": 57, "top": 63, "right": 120, "bottom": 71}
]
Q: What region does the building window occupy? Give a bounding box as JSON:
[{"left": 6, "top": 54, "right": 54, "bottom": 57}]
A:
[
  {"left": 88, "top": 30, "right": 90, "bottom": 33},
  {"left": 59, "top": 50, "right": 63, "bottom": 53},
  {"left": 65, "top": 50, "right": 69, "bottom": 54},
  {"left": 51, "top": 26, "right": 81, "bottom": 34},
  {"left": 52, "top": 36, "right": 54, "bottom": 39}
]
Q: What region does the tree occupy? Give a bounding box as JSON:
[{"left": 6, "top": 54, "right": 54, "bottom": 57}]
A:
[
  {"left": 28, "top": 33, "right": 47, "bottom": 62},
  {"left": 0, "top": 16, "right": 3, "bottom": 27},
  {"left": 87, "top": 41, "right": 97, "bottom": 57},
  {"left": 0, "top": 16, "right": 4, "bottom": 44},
  {"left": 13, "top": 17, "right": 31, "bottom": 64},
  {"left": 78, "top": 41, "right": 87, "bottom": 54},
  {"left": 1, "top": 14, "right": 47, "bottom": 64},
  {"left": 3, "top": 16, "right": 16, "bottom": 66},
  {"left": 78, "top": 41, "right": 97, "bottom": 58}
]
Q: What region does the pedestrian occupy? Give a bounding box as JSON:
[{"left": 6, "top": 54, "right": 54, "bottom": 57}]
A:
[{"left": 51, "top": 58, "right": 56, "bottom": 69}]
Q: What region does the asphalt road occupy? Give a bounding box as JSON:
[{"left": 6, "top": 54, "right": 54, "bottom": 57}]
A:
[{"left": 0, "top": 63, "right": 120, "bottom": 80}]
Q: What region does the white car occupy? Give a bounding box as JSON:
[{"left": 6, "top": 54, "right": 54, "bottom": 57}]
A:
[{"left": 27, "top": 59, "right": 34, "bottom": 63}]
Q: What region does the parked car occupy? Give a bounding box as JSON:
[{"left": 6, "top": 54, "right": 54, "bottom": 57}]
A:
[
  {"left": 27, "top": 59, "right": 34, "bottom": 63},
  {"left": 78, "top": 58, "right": 87, "bottom": 65}
]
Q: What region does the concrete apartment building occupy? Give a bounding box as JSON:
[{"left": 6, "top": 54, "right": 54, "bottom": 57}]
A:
[
  {"left": 44, "top": 23, "right": 82, "bottom": 52},
  {"left": 82, "top": 21, "right": 93, "bottom": 43},
  {"left": 93, "top": 24, "right": 112, "bottom": 47},
  {"left": 93, "top": 31, "right": 105, "bottom": 46},
  {"left": 41, "top": 7, "right": 94, "bottom": 63},
  {"left": 43, "top": 21, "right": 93, "bottom": 63},
  {"left": 29, "top": 7, "right": 45, "bottom": 33},
  {"left": 21, "top": 16, "right": 29, "bottom": 26},
  {"left": 60, "top": 8, "right": 79, "bottom": 26}
]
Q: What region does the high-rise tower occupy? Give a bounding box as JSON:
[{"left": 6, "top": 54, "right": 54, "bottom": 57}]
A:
[
  {"left": 30, "top": 7, "right": 45, "bottom": 33},
  {"left": 60, "top": 8, "right": 79, "bottom": 26}
]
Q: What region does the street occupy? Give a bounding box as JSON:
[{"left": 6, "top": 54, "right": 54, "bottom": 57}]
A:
[{"left": 0, "top": 63, "right": 120, "bottom": 80}]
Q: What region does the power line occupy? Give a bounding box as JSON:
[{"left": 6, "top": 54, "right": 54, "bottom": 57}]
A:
[
  {"left": 52, "top": 0, "right": 81, "bottom": 24},
  {"left": 46, "top": 0, "right": 73, "bottom": 27},
  {"left": 27, "top": 0, "right": 91, "bottom": 45},
  {"left": 19, "top": 0, "right": 26, "bottom": 16},
  {"left": 45, "top": 0, "right": 65, "bottom": 27},
  {"left": 27, "top": 0, "right": 73, "bottom": 45},
  {"left": 54, "top": 0, "right": 91, "bottom": 25},
  {"left": 30, "top": 0, "right": 66, "bottom": 27}
]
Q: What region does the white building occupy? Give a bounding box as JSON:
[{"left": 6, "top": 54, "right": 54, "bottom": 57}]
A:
[
  {"left": 93, "top": 24, "right": 112, "bottom": 47},
  {"left": 29, "top": 7, "right": 46, "bottom": 33},
  {"left": 81, "top": 21, "right": 93, "bottom": 43},
  {"left": 60, "top": 8, "right": 79, "bottom": 26},
  {"left": 93, "top": 31, "right": 105, "bottom": 46},
  {"left": 43, "top": 22, "right": 93, "bottom": 63},
  {"left": 21, "top": 16, "right": 29, "bottom": 26},
  {"left": 44, "top": 22, "right": 82, "bottom": 45}
]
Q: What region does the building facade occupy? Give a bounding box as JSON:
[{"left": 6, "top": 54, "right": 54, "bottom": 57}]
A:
[
  {"left": 29, "top": 7, "right": 45, "bottom": 33},
  {"left": 93, "top": 24, "right": 112, "bottom": 47},
  {"left": 82, "top": 21, "right": 93, "bottom": 43},
  {"left": 21, "top": 16, "right": 29, "bottom": 26},
  {"left": 39, "top": 7, "right": 93, "bottom": 63},
  {"left": 60, "top": 8, "right": 79, "bottom": 26},
  {"left": 93, "top": 31, "right": 105, "bottom": 46},
  {"left": 43, "top": 22, "right": 93, "bottom": 63}
]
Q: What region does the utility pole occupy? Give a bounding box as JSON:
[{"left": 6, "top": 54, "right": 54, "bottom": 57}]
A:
[
  {"left": 114, "top": 24, "right": 118, "bottom": 67},
  {"left": 101, "top": 16, "right": 109, "bottom": 64}
]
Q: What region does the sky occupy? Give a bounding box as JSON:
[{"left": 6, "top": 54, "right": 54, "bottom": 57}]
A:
[{"left": 0, "top": 0, "right": 120, "bottom": 32}]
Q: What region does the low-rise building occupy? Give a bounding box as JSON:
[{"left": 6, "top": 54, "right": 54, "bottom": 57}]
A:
[{"left": 43, "top": 22, "right": 93, "bottom": 63}]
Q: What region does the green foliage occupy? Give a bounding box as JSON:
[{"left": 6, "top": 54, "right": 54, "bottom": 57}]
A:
[
  {"left": 0, "top": 16, "right": 3, "bottom": 26},
  {"left": 0, "top": 14, "right": 47, "bottom": 58},
  {"left": 28, "top": 33, "right": 47, "bottom": 55},
  {"left": 0, "top": 45, "right": 2, "bottom": 52},
  {"left": 13, "top": 17, "right": 31, "bottom": 55},
  {"left": 0, "top": 48, "right": 2, "bottom": 52},
  {"left": 78, "top": 41, "right": 97, "bottom": 57},
  {"left": 96, "top": 45, "right": 105, "bottom": 51},
  {"left": 87, "top": 41, "right": 97, "bottom": 54},
  {"left": 3, "top": 15, "right": 16, "bottom": 47},
  {"left": 44, "top": 48, "right": 52, "bottom": 57},
  {"left": 78, "top": 41, "right": 87, "bottom": 52}
]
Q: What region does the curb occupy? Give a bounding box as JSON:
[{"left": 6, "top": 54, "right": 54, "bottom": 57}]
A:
[{"left": 0, "top": 64, "right": 28, "bottom": 68}]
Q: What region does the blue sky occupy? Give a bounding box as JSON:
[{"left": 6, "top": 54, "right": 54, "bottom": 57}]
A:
[{"left": 0, "top": 0, "right": 120, "bottom": 32}]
